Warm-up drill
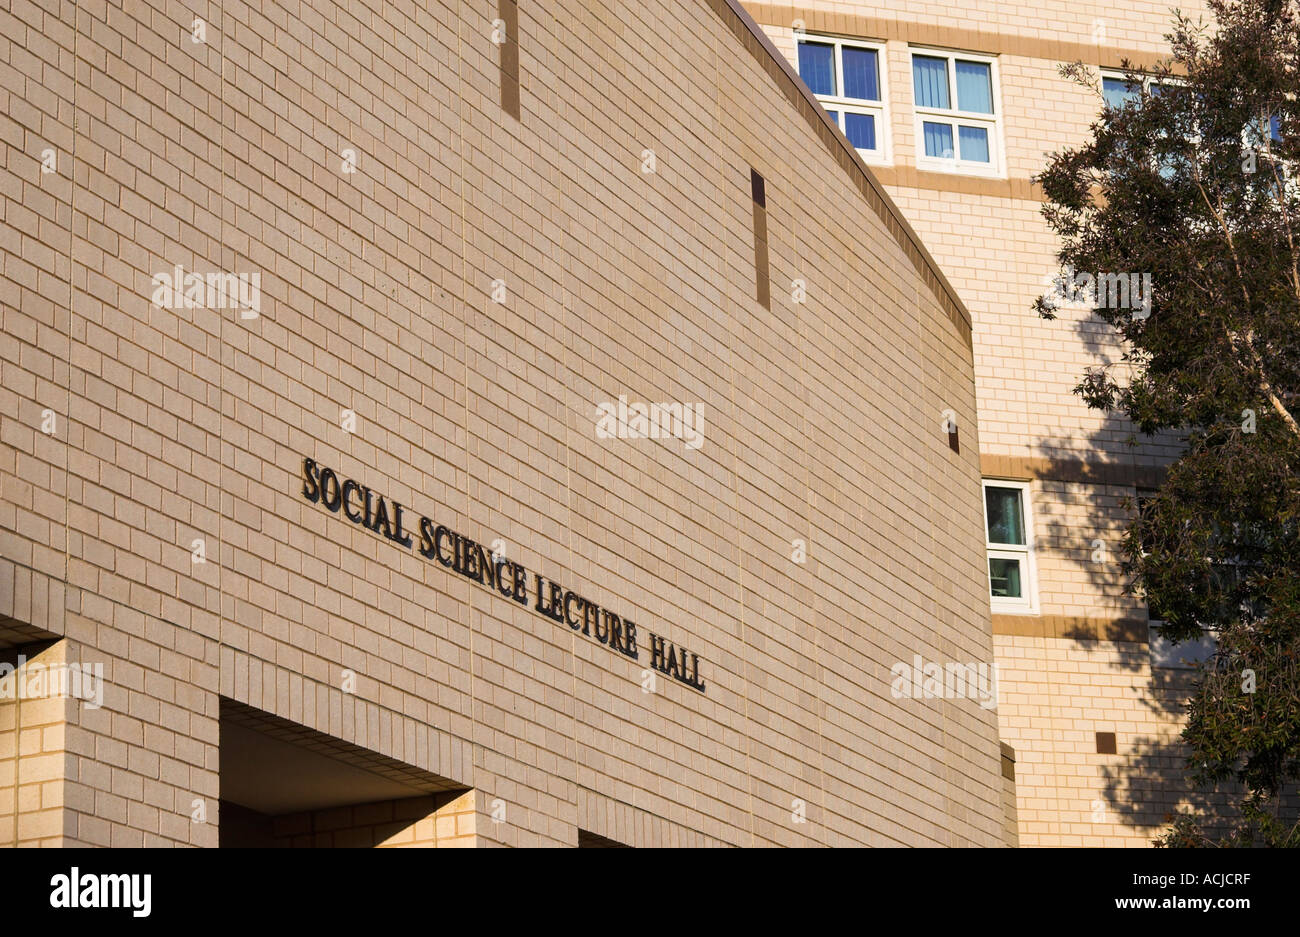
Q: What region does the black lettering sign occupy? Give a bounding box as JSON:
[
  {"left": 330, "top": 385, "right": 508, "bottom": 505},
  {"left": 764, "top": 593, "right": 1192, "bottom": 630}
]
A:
[
  {"left": 418, "top": 517, "right": 437, "bottom": 558},
  {"left": 297, "top": 456, "right": 705, "bottom": 693},
  {"left": 320, "top": 469, "right": 341, "bottom": 512},
  {"left": 342, "top": 480, "right": 363, "bottom": 523},
  {"left": 302, "top": 458, "right": 320, "bottom": 501}
]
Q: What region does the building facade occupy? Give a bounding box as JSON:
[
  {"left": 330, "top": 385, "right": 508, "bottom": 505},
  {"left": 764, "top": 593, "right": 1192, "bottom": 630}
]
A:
[
  {"left": 1, "top": 0, "right": 1014, "bottom": 846},
  {"left": 751, "top": 0, "right": 1222, "bottom": 845}
]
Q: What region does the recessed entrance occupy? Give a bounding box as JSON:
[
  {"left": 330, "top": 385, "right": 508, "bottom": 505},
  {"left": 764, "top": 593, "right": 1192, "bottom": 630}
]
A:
[{"left": 219, "top": 699, "right": 472, "bottom": 847}]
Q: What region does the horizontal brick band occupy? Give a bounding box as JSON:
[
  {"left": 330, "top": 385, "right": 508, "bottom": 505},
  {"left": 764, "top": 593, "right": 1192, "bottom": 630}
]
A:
[
  {"left": 871, "top": 166, "right": 1046, "bottom": 202},
  {"left": 980, "top": 454, "right": 1169, "bottom": 489},
  {"left": 744, "top": 4, "right": 1180, "bottom": 204},
  {"left": 745, "top": 3, "right": 1176, "bottom": 71},
  {"left": 992, "top": 613, "right": 1149, "bottom": 643}
]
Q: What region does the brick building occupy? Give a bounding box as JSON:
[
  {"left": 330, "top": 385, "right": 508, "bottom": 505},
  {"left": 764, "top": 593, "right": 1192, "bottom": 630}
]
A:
[
  {"left": 1, "top": 0, "right": 1014, "bottom": 846},
  {"left": 750, "top": 0, "right": 1223, "bottom": 845}
]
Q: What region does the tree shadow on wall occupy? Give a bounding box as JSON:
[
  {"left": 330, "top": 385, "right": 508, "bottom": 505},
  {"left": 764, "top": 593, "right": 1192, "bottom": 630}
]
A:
[
  {"left": 1021, "top": 311, "right": 1299, "bottom": 838},
  {"left": 1095, "top": 665, "right": 1235, "bottom": 837},
  {"left": 1100, "top": 664, "right": 1300, "bottom": 840}
]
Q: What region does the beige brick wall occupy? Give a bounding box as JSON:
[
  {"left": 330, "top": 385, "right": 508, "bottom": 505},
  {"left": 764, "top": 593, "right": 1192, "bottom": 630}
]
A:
[
  {"left": 754, "top": 0, "right": 1219, "bottom": 846},
  {"left": 994, "top": 634, "right": 1239, "bottom": 847},
  {"left": 1, "top": 0, "right": 1007, "bottom": 846},
  {"left": 0, "top": 642, "right": 74, "bottom": 847}
]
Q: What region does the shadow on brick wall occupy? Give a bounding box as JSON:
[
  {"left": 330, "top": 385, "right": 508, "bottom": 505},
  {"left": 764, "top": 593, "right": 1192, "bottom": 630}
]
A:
[{"left": 1018, "top": 317, "right": 1299, "bottom": 841}]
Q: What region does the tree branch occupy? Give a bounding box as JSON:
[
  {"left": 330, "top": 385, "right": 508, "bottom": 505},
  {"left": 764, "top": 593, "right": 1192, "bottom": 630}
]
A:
[{"left": 1196, "top": 180, "right": 1300, "bottom": 439}]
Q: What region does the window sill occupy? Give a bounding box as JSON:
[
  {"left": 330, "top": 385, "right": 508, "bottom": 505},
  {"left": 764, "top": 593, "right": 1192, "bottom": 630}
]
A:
[
  {"left": 990, "top": 606, "right": 1038, "bottom": 616},
  {"left": 915, "top": 158, "right": 1005, "bottom": 180}
]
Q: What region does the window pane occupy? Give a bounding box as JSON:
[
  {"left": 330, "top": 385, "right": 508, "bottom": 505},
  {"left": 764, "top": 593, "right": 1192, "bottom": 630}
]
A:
[
  {"left": 989, "top": 558, "right": 1023, "bottom": 599},
  {"left": 1149, "top": 624, "right": 1215, "bottom": 667},
  {"left": 1102, "top": 76, "right": 1139, "bottom": 109},
  {"left": 798, "top": 42, "right": 836, "bottom": 96},
  {"left": 985, "top": 487, "right": 1025, "bottom": 544},
  {"left": 842, "top": 47, "right": 880, "bottom": 101},
  {"left": 823, "top": 108, "right": 839, "bottom": 124},
  {"left": 958, "top": 125, "right": 990, "bottom": 162},
  {"left": 955, "top": 60, "right": 993, "bottom": 113},
  {"left": 1136, "top": 493, "right": 1159, "bottom": 555},
  {"left": 912, "top": 55, "right": 949, "bottom": 109},
  {"left": 1271, "top": 114, "right": 1282, "bottom": 141},
  {"left": 844, "top": 112, "right": 877, "bottom": 150},
  {"left": 922, "top": 121, "right": 954, "bottom": 158}
]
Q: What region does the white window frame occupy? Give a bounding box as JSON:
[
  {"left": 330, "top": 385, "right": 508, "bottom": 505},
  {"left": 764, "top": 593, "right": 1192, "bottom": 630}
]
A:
[
  {"left": 1099, "top": 70, "right": 1193, "bottom": 183},
  {"left": 1099, "top": 69, "right": 1175, "bottom": 103},
  {"left": 910, "top": 46, "right": 1004, "bottom": 177},
  {"left": 795, "top": 32, "right": 891, "bottom": 165},
  {"left": 982, "top": 480, "right": 1036, "bottom": 613}
]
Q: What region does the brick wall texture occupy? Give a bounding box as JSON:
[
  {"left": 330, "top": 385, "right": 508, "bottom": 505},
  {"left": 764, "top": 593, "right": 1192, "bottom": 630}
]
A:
[
  {"left": 0, "top": 642, "right": 74, "bottom": 846},
  {"left": 752, "top": 0, "right": 1231, "bottom": 845},
  {"left": 1, "top": 0, "right": 1008, "bottom": 845}
]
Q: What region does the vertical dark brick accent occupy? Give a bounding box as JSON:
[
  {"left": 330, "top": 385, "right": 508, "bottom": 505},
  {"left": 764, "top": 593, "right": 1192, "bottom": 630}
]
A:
[
  {"left": 498, "top": 0, "right": 520, "bottom": 120},
  {"left": 751, "top": 169, "right": 770, "bottom": 309},
  {"left": 1000, "top": 742, "right": 1016, "bottom": 781}
]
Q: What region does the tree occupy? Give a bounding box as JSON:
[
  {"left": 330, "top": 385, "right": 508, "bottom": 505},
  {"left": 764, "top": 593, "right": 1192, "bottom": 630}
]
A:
[{"left": 1035, "top": 0, "right": 1300, "bottom": 845}]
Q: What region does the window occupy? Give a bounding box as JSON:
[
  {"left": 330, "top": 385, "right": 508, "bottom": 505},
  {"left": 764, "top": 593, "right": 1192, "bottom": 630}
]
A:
[
  {"left": 1135, "top": 489, "right": 1218, "bottom": 668},
  {"left": 1244, "top": 109, "right": 1287, "bottom": 172},
  {"left": 796, "top": 33, "right": 889, "bottom": 162},
  {"left": 1135, "top": 488, "right": 1178, "bottom": 626},
  {"left": 1100, "top": 70, "right": 1184, "bottom": 179},
  {"left": 911, "top": 48, "right": 1001, "bottom": 174},
  {"left": 1257, "top": 113, "right": 1297, "bottom": 197},
  {"left": 1102, "top": 75, "right": 1139, "bottom": 109},
  {"left": 982, "top": 481, "right": 1035, "bottom": 611},
  {"left": 1149, "top": 625, "right": 1216, "bottom": 669},
  {"left": 1100, "top": 70, "right": 1173, "bottom": 108},
  {"left": 1102, "top": 71, "right": 1287, "bottom": 170}
]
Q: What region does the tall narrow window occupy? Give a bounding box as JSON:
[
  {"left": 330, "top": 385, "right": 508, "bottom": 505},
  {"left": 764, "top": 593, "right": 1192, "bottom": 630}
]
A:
[
  {"left": 911, "top": 48, "right": 1001, "bottom": 174},
  {"left": 796, "top": 34, "right": 889, "bottom": 162},
  {"left": 983, "top": 481, "right": 1035, "bottom": 611}
]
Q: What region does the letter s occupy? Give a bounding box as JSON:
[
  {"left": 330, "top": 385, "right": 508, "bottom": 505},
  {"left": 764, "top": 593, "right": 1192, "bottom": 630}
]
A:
[
  {"left": 418, "top": 517, "right": 436, "bottom": 559},
  {"left": 302, "top": 458, "right": 320, "bottom": 502}
]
